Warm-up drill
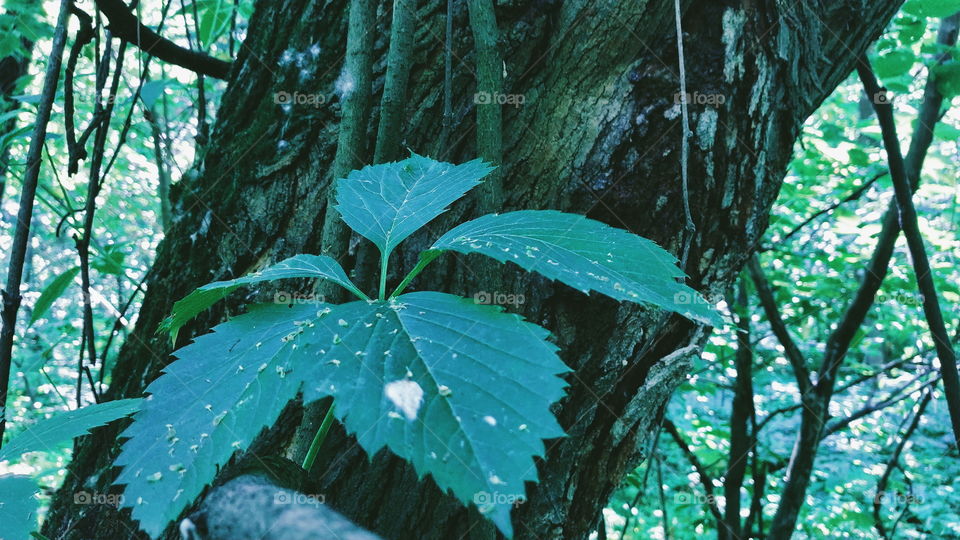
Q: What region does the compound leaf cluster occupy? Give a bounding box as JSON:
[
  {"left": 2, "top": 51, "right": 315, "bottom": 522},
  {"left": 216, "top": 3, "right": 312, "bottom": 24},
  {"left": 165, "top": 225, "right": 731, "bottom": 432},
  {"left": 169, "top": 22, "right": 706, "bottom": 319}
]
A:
[{"left": 116, "top": 154, "right": 721, "bottom": 538}]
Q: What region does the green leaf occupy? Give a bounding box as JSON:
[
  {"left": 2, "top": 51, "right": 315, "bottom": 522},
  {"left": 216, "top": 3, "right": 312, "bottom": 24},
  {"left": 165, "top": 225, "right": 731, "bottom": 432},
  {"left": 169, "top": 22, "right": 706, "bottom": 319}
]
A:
[
  {"left": 0, "top": 109, "right": 23, "bottom": 126},
  {"left": 894, "top": 16, "right": 926, "bottom": 44},
  {"left": 333, "top": 153, "right": 494, "bottom": 258},
  {"left": 0, "top": 475, "right": 38, "bottom": 540},
  {"left": 10, "top": 94, "right": 39, "bottom": 105},
  {"left": 139, "top": 80, "right": 170, "bottom": 109},
  {"left": 933, "top": 61, "right": 960, "bottom": 98},
  {"left": 160, "top": 254, "right": 366, "bottom": 341},
  {"left": 29, "top": 267, "right": 80, "bottom": 326},
  {"left": 873, "top": 48, "right": 916, "bottom": 79},
  {"left": 173, "top": 0, "right": 232, "bottom": 48},
  {"left": 903, "top": 0, "right": 960, "bottom": 18},
  {"left": 297, "top": 292, "right": 569, "bottom": 537},
  {"left": 429, "top": 210, "right": 723, "bottom": 326},
  {"left": 0, "top": 399, "right": 141, "bottom": 462},
  {"left": 197, "top": 0, "right": 233, "bottom": 48},
  {"left": 120, "top": 293, "right": 567, "bottom": 538},
  {"left": 114, "top": 303, "right": 317, "bottom": 538},
  {"left": 92, "top": 244, "right": 126, "bottom": 276},
  {"left": 0, "top": 125, "right": 31, "bottom": 150},
  {"left": 0, "top": 31, "right": 24, "bottom": 60}
]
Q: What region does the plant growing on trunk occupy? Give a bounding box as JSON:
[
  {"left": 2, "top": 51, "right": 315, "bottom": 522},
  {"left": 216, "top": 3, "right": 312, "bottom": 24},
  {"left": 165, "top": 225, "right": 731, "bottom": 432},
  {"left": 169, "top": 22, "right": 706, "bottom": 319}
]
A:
[{"left": 113, "top": 154, "right": 721, "bottom": 538}]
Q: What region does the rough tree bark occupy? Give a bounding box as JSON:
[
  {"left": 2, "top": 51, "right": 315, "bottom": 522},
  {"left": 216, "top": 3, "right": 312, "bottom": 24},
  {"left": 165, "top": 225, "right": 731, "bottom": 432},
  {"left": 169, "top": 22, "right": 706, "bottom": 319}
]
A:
[{"left": 42, "top": 1, "right": 903, "bottom": 538}]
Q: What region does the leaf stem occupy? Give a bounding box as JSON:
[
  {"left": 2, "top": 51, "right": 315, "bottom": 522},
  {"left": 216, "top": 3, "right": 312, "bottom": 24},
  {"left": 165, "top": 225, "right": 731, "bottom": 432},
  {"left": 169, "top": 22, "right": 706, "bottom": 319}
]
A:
[
  {"left": 378, "top": 252, "right": 389, "bottom": 301},
  {"left": 302, "top": 402, "right": 336, "bottom": 472},
  {"left": 389, "top": 251, "right": 442, "bottom": 298}
]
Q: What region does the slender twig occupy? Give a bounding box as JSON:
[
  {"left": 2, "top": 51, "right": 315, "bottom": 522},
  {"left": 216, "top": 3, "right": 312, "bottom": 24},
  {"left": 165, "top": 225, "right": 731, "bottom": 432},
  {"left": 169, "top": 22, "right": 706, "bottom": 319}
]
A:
[
  {"left": 374, "top": 0, "right": 415, "bottom": 164},
  {"left": 743, "top": 435, "right": 767, "bottom": 538},
  {"left": 229, "top": 0, "right": 238, "bottom": 57},
  {"left": 75, "top": 33, "right": 130, "bottom": 406},
  {"left": 438, "top": 0, "right": 454, "bottom": 158},
  {"left": 187, "top": 0, "right": 209, "bottom": 146},
  {"left": 102, "top": 0, "right": 174, "bottom": 180},
  {"left": 619, "top": 417, "right": 667, "bottom": 539},
  {"left": 823, "top": 373, "right": 938, "bottom": 437},
  {"left": 64, "top": 5, "right": 95, "bottom": 175},
  {"left": 0, "top": 0, "right": 71, "bottom": 447},
  {"left": 83, "top": 365, "right": 101, "bottom": 403},
  {"left": 674, "top": 0, "right": 695, "bottom": 267},
  {"left": 763, "top": 170, "right": 885, "bottom": 251},
  {"left": 656, "top": 452, "right": 670, "bottom": 540},
  {"left": 467, "top": 0, "right": 503, "bottom": 212},
  {"left": 318, "top": 0, "right": 375, "bottom": 294},
  {"left": 747, "top": 256, "right": 812, "bottom": 394},
  {"left": 873, "top": 390, "right": 932, "bottom": 539},
  {"left": 754, "top": 353, "right": 927, "bottom": 433},
  {"left": 835, "top": 354, "right": 927, "bottom": 396},
  {"left": 886, "top": 463, "right": 913, "bottom": 538},
  {"left": 39, "top": 362, "right": 70, "bottom": 407},
  {"left": 663, "top": 418, "right": 724, "bottom": 526},
  {"left": 98, "top": 277, "right": 146, "bottom": 368},
  {"left": 146, "top": 104, "right": 172, "bottom": 229}
]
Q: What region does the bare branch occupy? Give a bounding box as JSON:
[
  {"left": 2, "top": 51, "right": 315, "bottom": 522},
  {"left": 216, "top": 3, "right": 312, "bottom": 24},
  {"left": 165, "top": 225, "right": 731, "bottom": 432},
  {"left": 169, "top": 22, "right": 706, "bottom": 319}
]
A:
[
  {"left": 857, "top": 47, "right": 960, "bottom": 449},
  {"left": 0, "top": 0, "right": 71, "bottom": 446},
  {"left": 467, "top": 0, "right": 503, "bottom": 212},
  {"left": 725, "top": 278, "right": 754, "bottom": 539},
  {"left": 663, "top": 418, "right": 724, "bottom": 527},
  {"left": 374, "top": 0, "right": 416, "bottom": 164},
  {"left": 769, "top": 14, "right": 960, "bottom": 537},
  {"left": 747, "top": 256, "right": 812, "bottom": 394},
  {"left": 823, "top": 374, "right": 938, "bottom": 438},
  {"left": 763, "top": 170, "right": 885, "bottom": 251},
  {"left": 873, "top": 390, "right": 932, "bottom": 539},
  {"left": 94, "top": 0, "right": 232, "bottom": 79}
]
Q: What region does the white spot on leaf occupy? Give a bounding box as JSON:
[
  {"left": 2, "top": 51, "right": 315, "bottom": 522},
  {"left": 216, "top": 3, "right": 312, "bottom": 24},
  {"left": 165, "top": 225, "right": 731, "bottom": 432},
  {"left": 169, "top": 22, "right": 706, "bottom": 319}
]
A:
[{"left": 384, "top": 380, "right": 424, "bottom": 421}]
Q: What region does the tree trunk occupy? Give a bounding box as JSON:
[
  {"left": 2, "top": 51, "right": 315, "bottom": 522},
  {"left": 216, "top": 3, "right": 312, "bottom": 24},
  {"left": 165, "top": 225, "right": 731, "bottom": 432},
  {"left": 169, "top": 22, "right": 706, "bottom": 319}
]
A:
[{"left": 42, "top": 1, "right": 902, "bottom": 538}]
